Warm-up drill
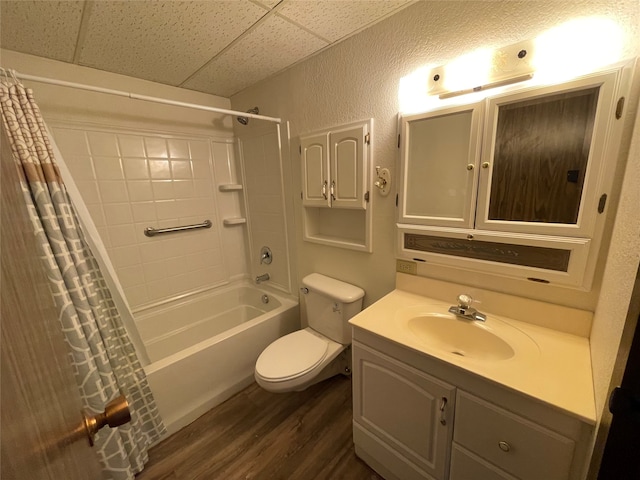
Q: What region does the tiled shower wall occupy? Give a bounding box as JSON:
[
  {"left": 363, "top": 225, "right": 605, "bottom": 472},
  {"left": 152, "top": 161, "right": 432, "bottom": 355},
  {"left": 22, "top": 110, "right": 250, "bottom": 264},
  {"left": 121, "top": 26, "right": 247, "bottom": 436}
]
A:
[
  {"left": 241, "top": 129, "right": 291, "bottom": 292},
  {"left": 51, "top": 125, "right": 248, "bottom": 310}
]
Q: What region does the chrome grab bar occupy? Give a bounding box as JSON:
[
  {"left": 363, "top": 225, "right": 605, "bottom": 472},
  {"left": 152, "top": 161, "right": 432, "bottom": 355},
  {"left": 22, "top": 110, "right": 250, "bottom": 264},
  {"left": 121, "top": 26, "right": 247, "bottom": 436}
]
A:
[{"left": 144, "top": 219, "right": 212, "bottom": 237}]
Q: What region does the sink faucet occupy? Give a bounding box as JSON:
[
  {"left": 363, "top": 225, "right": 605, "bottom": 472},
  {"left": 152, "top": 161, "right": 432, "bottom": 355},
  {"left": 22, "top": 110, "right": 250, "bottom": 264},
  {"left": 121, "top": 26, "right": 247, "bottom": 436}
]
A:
[
  {"left": 448, "top": 294, "right": 486, "bottom": 322},
  {"left": 255, "top": 273, "right": 270, "bottom": 284}
]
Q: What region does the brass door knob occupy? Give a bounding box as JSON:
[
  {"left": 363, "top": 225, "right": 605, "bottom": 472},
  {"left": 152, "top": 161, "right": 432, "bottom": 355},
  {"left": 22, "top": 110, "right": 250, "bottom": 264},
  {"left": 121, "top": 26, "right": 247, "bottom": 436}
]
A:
[{"left": 82, "top": 394, "right": 131, "bottom": 446}]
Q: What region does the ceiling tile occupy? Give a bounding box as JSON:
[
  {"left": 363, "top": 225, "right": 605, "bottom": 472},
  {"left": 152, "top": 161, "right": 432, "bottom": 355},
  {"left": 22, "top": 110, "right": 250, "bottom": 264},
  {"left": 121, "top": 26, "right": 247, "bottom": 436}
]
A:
[
  {"left": 77, "top": 0, "right": 268, "bottom": 86},
  {"left": 252, "top": 0, "right": 282, "bottom": 9},
  {"left": 278, "top": 0, "right": 413, "bottom": 42},
  {"left": 0, "top": 0, "right": 84, "bottom": 62},
  {"left": 184, "top": 14, "right": 327, "bottom": 97}
]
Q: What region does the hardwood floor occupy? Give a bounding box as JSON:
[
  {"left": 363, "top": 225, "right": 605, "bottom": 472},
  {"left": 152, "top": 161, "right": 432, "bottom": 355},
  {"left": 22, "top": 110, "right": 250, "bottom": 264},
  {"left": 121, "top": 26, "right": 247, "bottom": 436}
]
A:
[{"left": 136, "top": 376, "right": 383, "bottom": 480}]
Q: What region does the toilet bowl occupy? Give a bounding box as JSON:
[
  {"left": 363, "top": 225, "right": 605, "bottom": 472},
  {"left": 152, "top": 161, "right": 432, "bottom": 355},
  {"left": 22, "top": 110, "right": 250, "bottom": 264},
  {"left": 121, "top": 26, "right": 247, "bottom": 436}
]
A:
[{"left": 254, "top": 273, "right": 364, "bottom": 393}]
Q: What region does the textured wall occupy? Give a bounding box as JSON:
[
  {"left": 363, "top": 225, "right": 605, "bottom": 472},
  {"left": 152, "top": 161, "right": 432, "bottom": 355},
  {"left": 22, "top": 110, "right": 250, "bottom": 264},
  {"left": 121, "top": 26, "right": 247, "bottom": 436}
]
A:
[{"left": 231, "top": 0, "right": 640, "bottom": 308}]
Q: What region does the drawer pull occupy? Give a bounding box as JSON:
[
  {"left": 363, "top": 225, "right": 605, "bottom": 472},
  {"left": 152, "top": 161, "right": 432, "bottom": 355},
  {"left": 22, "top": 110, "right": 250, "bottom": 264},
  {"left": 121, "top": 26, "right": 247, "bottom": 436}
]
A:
[
  {"left": 439, "top": 397, "right": 448, "bottom": 425},
  {"left": 498, "top": 441, "right": 511, "bottom": 452}
]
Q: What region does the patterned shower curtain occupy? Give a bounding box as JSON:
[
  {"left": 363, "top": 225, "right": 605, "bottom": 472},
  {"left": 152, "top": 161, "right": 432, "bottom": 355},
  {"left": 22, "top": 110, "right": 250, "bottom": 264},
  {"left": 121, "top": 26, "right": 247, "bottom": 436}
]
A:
[{"left": 0, "top": 75, "right": 165, "bottom": 478}]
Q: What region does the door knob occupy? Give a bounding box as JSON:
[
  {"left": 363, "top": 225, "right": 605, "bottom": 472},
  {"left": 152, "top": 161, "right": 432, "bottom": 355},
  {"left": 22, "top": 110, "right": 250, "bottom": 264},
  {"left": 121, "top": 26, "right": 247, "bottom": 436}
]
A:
[{"left": 82, "top": 394, "right": 131, "bottom": 446}]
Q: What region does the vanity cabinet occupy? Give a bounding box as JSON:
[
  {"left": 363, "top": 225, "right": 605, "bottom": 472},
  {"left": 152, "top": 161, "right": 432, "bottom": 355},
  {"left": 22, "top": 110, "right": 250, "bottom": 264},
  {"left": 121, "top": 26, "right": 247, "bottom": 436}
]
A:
[
  {"left": 397, "top": 66, "right": 632, "bottom": 288},
  {"left": 301, "top": 120, "right": 373, "bottom": 252},
  {"left": 352, "top": 330, "right": 592, "bottom": 480},
  {"left": 353, "top": 343, "right": 455, "bottom": 480}
]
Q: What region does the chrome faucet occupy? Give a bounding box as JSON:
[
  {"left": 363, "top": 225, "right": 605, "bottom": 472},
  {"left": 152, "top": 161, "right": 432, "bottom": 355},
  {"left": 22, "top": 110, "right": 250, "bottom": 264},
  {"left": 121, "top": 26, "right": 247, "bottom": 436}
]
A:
[
  {"left": 448, "top": 294, "right": 486, "bottom": 322},
  {"left": 255, "top": 273, "right": 270, "bottom": 284}
]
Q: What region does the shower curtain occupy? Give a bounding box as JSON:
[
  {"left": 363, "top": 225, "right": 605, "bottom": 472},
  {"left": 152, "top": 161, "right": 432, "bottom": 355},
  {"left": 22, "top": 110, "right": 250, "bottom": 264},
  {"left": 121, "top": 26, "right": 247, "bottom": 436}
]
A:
[{"left": 0, "top": 75, "right": 165, "bottom": 478}]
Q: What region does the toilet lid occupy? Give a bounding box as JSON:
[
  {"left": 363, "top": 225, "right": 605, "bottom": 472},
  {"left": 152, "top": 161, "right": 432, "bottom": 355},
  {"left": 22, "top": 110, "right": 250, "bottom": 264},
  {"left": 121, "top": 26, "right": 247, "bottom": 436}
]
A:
[{"left": 256, "top": 330, "right": 329, "bottom": 381}]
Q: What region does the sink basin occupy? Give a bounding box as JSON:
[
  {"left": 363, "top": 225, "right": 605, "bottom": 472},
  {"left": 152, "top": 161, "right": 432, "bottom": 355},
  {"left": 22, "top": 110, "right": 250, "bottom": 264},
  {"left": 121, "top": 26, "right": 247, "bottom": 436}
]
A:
[
  {"left": 396, "top": 306, "right": 540, "bottom": 362},
  {"left": 407, "top": 314, "right": 515, "bottom": 361}
]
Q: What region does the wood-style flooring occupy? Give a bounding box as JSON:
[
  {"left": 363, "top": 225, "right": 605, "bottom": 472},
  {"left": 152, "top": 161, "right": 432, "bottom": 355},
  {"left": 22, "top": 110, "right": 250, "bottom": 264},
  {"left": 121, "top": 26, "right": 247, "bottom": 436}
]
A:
[{"left": 136, "top": 376, "right": 383, "bottom": 480}]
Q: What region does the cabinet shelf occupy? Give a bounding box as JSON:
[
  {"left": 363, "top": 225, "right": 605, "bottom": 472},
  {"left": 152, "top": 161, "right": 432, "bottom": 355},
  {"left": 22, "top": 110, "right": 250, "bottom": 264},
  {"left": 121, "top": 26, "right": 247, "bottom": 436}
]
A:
[{"left": 218, "top": 184, "right": 243, "bottom": 192}]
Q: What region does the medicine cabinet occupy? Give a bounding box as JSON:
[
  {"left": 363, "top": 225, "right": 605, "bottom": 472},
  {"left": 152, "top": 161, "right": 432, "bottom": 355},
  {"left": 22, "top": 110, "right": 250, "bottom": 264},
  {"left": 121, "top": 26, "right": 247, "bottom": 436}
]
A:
[
  {"left": 301, "top": 119, "right": 372, "bottom": 252},
  {"left": 398, "top": 66, "right": 633, "bottom": 288}
]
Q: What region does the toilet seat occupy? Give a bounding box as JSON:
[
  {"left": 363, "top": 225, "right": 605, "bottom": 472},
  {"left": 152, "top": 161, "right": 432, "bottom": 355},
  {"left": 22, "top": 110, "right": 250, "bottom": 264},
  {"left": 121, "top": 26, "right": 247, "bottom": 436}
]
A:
[{"left": 255, "top": 329, "right": 330, "bottom": 382}]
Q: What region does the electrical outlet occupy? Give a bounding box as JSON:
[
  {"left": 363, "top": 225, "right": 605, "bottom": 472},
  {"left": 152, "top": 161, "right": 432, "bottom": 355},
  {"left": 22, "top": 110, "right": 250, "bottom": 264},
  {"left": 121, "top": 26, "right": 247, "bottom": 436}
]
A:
[{"left": 396, "top": 259, "right": 417, "bottom": 275}]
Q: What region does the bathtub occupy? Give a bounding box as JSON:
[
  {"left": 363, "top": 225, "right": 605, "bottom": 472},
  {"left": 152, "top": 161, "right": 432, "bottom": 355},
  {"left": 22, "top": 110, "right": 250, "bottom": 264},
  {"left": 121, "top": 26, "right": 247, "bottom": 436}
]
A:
[{"left": 135, "top": 283, "right": 299, "bottom": 436}]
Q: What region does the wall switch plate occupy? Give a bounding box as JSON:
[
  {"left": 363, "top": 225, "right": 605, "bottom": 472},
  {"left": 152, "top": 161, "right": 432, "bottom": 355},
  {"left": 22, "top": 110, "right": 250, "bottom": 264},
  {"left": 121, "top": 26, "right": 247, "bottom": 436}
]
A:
[{"left": 396, "top": 259, "right": 417, "bottom": 275}]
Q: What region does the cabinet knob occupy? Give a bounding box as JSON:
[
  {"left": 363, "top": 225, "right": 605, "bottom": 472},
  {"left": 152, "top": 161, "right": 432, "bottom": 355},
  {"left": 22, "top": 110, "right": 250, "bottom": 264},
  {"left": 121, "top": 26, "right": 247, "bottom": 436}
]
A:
[
  {"left": 466, "top": 164, "right": 474, "bottom": 171},
  {"left": 482, "top": 162, "right": 490, "bottom": 169},
  {"left": 498, "top": 441, "right": 511, "bottom": 452}
]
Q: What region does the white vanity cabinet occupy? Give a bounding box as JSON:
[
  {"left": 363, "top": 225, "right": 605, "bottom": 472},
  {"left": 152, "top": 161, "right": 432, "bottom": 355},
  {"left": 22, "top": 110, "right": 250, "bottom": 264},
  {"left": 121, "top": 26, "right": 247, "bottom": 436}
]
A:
[
  {"left": 353, "top": 342, "right": 455, "bottom": 480},
  {"left": 397, "top": 66, "right": 633, "bottom": 288},
  {"left": 352, "top": 329, "right": 593, "bottom": 480}
]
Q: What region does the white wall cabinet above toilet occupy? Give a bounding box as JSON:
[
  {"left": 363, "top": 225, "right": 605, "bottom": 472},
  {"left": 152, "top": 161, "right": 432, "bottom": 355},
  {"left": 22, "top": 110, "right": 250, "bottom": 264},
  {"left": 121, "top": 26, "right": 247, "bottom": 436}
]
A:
[{"left": 301, "top": 120, "right": 373, "bottom": 252}]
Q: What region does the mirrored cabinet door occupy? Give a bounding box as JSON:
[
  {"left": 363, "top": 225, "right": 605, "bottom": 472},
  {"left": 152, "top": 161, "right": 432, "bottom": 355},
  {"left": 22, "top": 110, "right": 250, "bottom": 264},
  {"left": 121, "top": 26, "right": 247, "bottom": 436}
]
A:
[
  {"left": 399, "top": 103, "right": 483, "bottom": 228},
  {"left": 476, "top": 71, "right": 618, "bottom": 237}
]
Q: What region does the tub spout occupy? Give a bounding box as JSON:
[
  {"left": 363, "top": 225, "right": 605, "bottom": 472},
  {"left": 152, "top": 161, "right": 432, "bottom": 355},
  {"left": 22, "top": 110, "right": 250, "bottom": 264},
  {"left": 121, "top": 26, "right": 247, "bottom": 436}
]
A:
[{"left": 255, "top": 273, "right": 270, "bottom": 284}]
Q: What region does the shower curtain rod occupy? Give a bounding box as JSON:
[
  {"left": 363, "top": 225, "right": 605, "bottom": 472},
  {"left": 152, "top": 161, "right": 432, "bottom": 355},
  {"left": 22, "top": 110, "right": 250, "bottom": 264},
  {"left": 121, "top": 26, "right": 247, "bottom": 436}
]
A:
[{"left": 12, "top": 71, "right": 282, "bottom": 124}]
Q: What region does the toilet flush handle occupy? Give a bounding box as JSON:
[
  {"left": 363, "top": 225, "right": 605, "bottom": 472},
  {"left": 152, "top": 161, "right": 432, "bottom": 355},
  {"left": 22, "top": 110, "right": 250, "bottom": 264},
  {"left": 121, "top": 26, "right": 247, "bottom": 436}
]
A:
[{"left": 300, "top": 287, "right": 309, "bottom": 294}]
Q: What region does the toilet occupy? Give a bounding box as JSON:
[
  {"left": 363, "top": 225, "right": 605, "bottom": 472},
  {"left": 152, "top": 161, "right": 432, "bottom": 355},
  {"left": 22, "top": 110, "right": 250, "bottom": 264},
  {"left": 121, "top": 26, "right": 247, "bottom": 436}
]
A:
[{"left": 254, "top": 273, "right": 365, "bottom": 393}]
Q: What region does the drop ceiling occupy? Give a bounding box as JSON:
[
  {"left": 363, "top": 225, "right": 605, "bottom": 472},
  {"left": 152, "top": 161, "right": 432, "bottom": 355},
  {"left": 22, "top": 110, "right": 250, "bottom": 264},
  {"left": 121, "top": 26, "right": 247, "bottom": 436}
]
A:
[{"left": 0, "top": 0, "right": 414, "bottom": 97}]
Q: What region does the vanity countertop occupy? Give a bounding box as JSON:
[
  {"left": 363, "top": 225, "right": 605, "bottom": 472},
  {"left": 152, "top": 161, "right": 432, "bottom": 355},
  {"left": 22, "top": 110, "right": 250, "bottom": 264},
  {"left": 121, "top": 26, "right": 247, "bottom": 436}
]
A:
[{"left": 349, "top": 288, "right": 596, "bottom": 424}]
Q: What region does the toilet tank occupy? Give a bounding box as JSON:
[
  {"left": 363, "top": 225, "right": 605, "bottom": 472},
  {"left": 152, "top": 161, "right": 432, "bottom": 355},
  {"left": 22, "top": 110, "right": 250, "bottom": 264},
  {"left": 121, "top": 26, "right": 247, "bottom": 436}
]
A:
[{"left": 302, "top": 273, "right": 365, "bottom": 344}]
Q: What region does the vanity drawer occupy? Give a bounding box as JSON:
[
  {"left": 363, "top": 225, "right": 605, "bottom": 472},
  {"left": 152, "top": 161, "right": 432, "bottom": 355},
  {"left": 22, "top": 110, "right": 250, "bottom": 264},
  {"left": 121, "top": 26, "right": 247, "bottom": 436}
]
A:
[
  {"left": 453, "top": 391, "right": 576, "bottom": 480},
  {"left": 450, "top": 443, "right": 517, "bottom": 480}
]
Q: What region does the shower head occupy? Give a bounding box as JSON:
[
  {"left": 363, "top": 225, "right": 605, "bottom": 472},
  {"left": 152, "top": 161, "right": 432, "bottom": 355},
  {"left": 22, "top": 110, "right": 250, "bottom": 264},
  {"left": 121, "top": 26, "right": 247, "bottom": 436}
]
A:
[{"left": 237, "top": 107, "right": 259, "bottom": 125}]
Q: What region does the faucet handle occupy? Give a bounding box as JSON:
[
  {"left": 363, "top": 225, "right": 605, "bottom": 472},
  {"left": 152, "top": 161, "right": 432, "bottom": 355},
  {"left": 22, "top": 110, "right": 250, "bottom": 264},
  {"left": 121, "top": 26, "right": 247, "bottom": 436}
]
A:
[{"left": 457, "top": 294, "right": 474, "bottom": 309}]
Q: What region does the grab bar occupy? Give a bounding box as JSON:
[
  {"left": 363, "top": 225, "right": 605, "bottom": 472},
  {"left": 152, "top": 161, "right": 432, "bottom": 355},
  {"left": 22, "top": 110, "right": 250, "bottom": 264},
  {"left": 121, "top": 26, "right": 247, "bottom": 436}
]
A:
[{"left": 144, "top": 219, "right": 212, "bottom": 237}]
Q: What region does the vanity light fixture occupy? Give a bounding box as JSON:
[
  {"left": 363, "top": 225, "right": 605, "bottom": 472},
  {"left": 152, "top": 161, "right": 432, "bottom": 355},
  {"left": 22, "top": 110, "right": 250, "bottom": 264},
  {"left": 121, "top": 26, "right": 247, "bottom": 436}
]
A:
[{"left": 438, "top": 73, "right": 534, "bottom": 99}]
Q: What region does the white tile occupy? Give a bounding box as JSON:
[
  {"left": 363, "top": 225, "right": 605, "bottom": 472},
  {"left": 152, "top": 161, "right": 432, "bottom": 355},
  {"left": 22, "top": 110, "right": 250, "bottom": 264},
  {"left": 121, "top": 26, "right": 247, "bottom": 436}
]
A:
[
  {"left": 87, "top": 204, "right": 106, "bottom": 227},
  {"left": 66, "top": 156, "right": 96, "bottom": 181},
  {"left": 193, "top": 179, "right": 212, "bottom": 197},
  {"left": 143, "top": 260, "right": 167, "bottom": 283},
  {"left": 118, "top": 135, "right": 146, "bottom": 157},
  {"left": 168, "top": 139, "right": 190, "bottom": 159},
  {"left": 164, "top": 256, "right": 190, "bottom": 277},
  {"left": 127, "top": 180, "right": 154, "bottom": 202},
  {"left": 170, "top": 160, "right": 192, "bottom": 179},
  {"left": 110, "top": 245, "right": 141, "bottom": 268},
  {"left": 139, "top": 241, "right": 166, "bottom": 263},
  {"left": 97, "top": 226, "right": 111, "bottom": 248},
  {"left": 87, "top": 132, "right": 120, "bottom": 156},
  {"left": 189, "top": 140, "right": 211, "bottom": 160},
  {"left": 123, "top": 158, "right": 149, "bottom": 179},
  {"left": 146, "top": 278, "right": 172, "bottom": 301},
  {"left": 191, "top": 160, "right": 212, "bottom": 180},
  {"left": 77, "top": 0, "right": 266, "bottom": 86},
  {"left": 172, "top": 180, "right": 195, "bottom": 199},
  {"left": 149, "top": 159, "right": 171, "bottom": 179},
  {"left": 93, "top": 156, "right": 124, "bottom": 180},
  {"left": 76, "top": 181, "right": 101, "bottom": 205},
  {"left": 278, "top": 0, "right": 412, "bottom": 42},
  {"left": 125, "top": 284, "right": 149, "bottom": 308},
  {"left": 0, "top": 1, "right": 83, "bottom": 62},
  {"left": 131, "top": 202, "right": 157, "bottom": 223},
  {"left": 108, "top": 224, "right": 136, "bottom": 247},
  {"left": 103, "top": 203, "right": 133, "bottom": 225},
  {"left": 152, "top": 180, "right": 174, "bottom": 200},
  {"left": 99, "top": 180, "right": 129, "bottom": 203},
  {"left": 183, "top": 14, "right": 328, "bottom": 97},
  {"left": 52, "top": 129, "right": 90, "bottom": 156},
  {"left": 118, "top": 265, "right": 146, "bottom": 287},
  {"left": 156, "top": 200, "right": 179, "bottom": 220},
  {"left": 144, "top": 138, "right": 168, "bottom": 158}
]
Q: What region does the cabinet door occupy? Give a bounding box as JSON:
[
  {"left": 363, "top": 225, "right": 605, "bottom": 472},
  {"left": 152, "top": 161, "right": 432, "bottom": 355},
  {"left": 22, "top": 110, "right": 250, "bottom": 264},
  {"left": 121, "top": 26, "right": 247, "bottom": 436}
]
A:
[
  {"left": 353, "top": 342, "right": 455, "bottom": 480},
  {"left": 329, "top": 123, "right": 368, "bottom": 209},
  {"left": 476, "top": 71, "right": 618, "bottom": 237},
  {"left": 399, "top": 102, "right": 483, "bottom": 228},
  {"left": 301, "top": 133, "right": 330, "bottom": 207}
]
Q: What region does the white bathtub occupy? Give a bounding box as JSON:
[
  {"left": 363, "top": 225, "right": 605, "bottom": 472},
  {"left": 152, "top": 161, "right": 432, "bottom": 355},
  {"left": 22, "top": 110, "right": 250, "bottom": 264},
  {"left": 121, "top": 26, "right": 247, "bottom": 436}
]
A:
[{"left": 135, "top": 283, "right": 299, "bottom": 436}]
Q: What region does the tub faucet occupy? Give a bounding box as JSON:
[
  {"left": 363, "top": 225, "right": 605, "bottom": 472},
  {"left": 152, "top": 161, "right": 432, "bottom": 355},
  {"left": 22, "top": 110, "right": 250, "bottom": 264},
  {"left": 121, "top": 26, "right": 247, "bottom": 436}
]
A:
[
  {"left": 255, "top": 273, "right": 270, "bottom": 284},
  {"left": 448, "top": 294, "right": 486, "bottom": 322}
]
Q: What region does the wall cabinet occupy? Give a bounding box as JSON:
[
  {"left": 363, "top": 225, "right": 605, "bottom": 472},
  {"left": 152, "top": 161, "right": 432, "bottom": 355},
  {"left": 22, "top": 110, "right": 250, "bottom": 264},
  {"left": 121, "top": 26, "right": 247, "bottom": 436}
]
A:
[
  {"left": 301, "top": 120, "right": 372, "bottom": 252},
  {"left": 397, "top": 66, "right": 633, "bottom": 288},
  {"left": 352, "top": 331, "right": 592, "bottom": 480}
]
